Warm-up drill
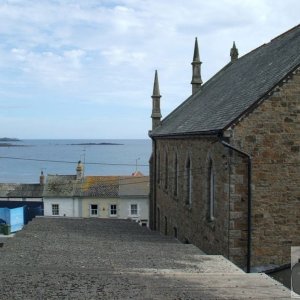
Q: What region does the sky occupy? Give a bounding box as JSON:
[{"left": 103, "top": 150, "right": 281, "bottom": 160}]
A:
[{"left": 0, "top": 0, "right": 299, "bottom": 139}]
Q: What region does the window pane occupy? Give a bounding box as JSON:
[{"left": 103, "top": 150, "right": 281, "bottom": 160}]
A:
[
  {"left": 90, "top": 204, "right": 98, "bottom": 216},
  {"left": 165, "top": 152, "right": 168, "bottom": 189},
  {"left": 110, "top": 204, "right": 117, "bottom": 215},
  {"left": 131, "top": 204, "right": 138, "bottom": 215},
  {"left": 52, "top": 204, "right": 59, "bottom": 216},
  {"left": 174, "top": 154, "right": 178, "bottom": 196},
  {"left": 209, "top": 160, "right": 215, "bottom": 221},
  {"left": 186, "top": 158, "right": 192, "bottom": 205}
]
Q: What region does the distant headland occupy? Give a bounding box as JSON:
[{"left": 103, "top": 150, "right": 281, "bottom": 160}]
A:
[
  {"left": 67, "top": 142, "right": 123, "bottom": 146},
  {"left": 0, "top": 137, "right": 26, "bottom": 147},
  {"left": 0, "top": 137, "right": 21, "bottom": 142}
]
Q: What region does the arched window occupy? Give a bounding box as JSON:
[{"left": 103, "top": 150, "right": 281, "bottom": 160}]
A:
[
  {"left": 173, "top": 226, "right": 178, "bottom": 239},
  {"left": 185, "top": 157, "right": 192, "bottom": 206},
  {"left": 208, "top": 159, "right": 215, "bottom": 221},
  {"left": 174, "top": 153, "right": 178, "bottom": 196},
  {"left": 164, "top": 216, "right": 168, "bottom": 235},
  {"left": 157, "top": 152, "right": 160, "bottom": 184},
  {"left": 157, "top": 207, "right": 160, "bottom": 231},
  {"left": 164, "top": 152, "right": 168, "bottom": 190}
]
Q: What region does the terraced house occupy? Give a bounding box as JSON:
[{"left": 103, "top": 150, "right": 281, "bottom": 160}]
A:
[
  {"left": 0, "top": 176, "right": 44, "bottom": 224},
  {"left": 149, "top": 25, "right": 300, "bottom": 272},
  {"left": 43, "top": 162, "right": 150, "bottom": 226}
]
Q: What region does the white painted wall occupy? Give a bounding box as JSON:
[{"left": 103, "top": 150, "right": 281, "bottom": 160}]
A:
[
  {"left": 118, "top": 197, "right": 149, "bottom": 226},
  {"left": 81, "top": 197, "right": 149, "bottom": 226},
  {"left": 43, "top": 198, "right": 81, "bottom": 217},
  {"left": 43, "top": 196, "right": 149, "bottom": 226}
]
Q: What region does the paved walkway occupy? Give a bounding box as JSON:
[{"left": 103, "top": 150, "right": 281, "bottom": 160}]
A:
[{"left": 0, "top": 217, "right": 291, "bottom": 299}]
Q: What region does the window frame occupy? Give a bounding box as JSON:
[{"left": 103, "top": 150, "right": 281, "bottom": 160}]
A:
[
  {"left": 90, "top": 204, "right": 98, "bottom": 217},
  {"left": 110, "top": 204, "right": 117, "bottom": 216},
  {"left": 173, "top": 226, "right": 178, "bottom": 239},
  {"left": 174, "top": 152, "right": 178, "bottom": 197},
  {"left": 208, "top": 159, "right": 215, "bottom": 221},
  {"left": 164, "top": 151, "right": 168, "bottom": 190},
  {"left": 185, "top": 157, "right": 192, "bottom": 206},
  {"left": 130, "top": 204, "right": 138, "bottom": 216},
  {"left": 157, "top": 207, "right": 160, "bottom": 231},
  {"left": 157, "top": 152, "right": 160, "bottom": 184},
  {"left": 52, "top": 204, "right": 59, "bottom": 216},
  {"left": 164, "top": 216, "right": 168, "bottom": 235}
]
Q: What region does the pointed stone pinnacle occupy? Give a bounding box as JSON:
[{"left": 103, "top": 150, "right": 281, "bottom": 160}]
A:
[
  {"left": 230, "top": 41, "right": 239, "bottom": 62},
  {"left": 191, "top": 37, "right": 202, "bottom": 94},
  {"left": 193, "top": 37, "right": 200, "bottom": 62},
  {"left": 152, "top": 70, "right": 161, "bottom": 96},
  {"left": 151, "top": 70, "right": 162, "bottom": 130}
]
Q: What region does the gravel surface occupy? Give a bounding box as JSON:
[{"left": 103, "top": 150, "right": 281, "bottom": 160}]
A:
[{"left": 0, "top": 217, "right": 291, "bottom": 299}]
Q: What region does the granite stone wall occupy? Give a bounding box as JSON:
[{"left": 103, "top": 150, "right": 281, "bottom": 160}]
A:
[
  {"left": 228, "top": 69, "right": 300, "bottom": 268},
  {"left": 151, "top": 69, "right": 300, "bottom": 270},
  {"left": 154, "top": 137, "right": 231, "bottom": 260}
]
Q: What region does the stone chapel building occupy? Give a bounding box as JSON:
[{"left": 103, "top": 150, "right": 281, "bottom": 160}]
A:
[{"left": 149, "top": 25, "right": 300, "bottom": 272}]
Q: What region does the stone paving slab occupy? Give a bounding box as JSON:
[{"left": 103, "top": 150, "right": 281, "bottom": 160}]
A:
[{"left": 0, "top": 217, "right": 291, "bottom": 299}]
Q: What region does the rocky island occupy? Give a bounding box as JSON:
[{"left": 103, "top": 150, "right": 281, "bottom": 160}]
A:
[
  {"left": 0, "top": 137, "right": 21, "bottom": 142},
  {"left": 0, "top": 137, "right": 25, "bottom": 147},
  {"left": 67, "top": 142, "right": 123, "bottom": 146}
]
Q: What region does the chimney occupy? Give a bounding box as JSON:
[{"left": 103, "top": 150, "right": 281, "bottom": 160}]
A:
[
  {"left": 76, "top": 161, "right": 84, "bottom": 180},
  {"left": 40, "top": 171, "right": 45, "bottom": 185}
]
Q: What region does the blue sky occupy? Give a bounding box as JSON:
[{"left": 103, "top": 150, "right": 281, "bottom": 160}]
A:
[{"left": 0, "top": 0, "right": 299, "bottom": 139}]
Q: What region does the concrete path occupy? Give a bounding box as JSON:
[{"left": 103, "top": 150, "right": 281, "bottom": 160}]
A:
[{"left": 0, "top": 217, "right": 291, "bottom": 299}]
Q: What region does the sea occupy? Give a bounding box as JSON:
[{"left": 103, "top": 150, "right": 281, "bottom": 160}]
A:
[{"left": 0, "top": 139, "right": 152, "bottom": 183}]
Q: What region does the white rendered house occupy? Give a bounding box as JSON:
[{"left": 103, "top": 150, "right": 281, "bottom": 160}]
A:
[{"left": 42, "top": 162, "right": 149, "bottom": 226}]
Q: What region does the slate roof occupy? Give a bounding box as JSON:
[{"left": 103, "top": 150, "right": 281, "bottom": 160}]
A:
[
  {"left": 151, "top": 25, "right": 300, "bottom": 137},
  {"left": 43, "top": 175, "right": 77, "bottom": 197},
  {"left": 79, "top": 176, "right": 149, "bottom": 198},
  {"left": 0, "top": 184, "right": 43, "bottom": 198},
  {"left": 119, "top": 176, "right": 149, "bottom": 197},
  {"left": 80, "top": 176, "right": 119, "bottom": 197},
  {"left": 43, "top": 174, "right": 149, "bottom": 198}
]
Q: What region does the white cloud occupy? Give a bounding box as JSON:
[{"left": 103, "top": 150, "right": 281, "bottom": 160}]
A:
[
  {"left": 101, "top": 47, "right": 146, "bottom": 66},
  {"left": 63, "top": 49, "right": 86, "bottom": 68},
  {"left": 10, "top": 47, "right": 86, "bottom": 84},
  {"left": 0, "top": 0, "right": 299, "bottom": 138}
]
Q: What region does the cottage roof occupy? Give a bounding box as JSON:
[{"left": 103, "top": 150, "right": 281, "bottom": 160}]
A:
[
  {"left": 43, "top": 175, "right": 77, "bottom": 197},
  {"left": 119, "top": 176, "right": 149, "bottom": 197},
  {"left": 80, "top": 176, "right": 119, "bottom": 197},
  {"left": 151, "top": 25, "right": 300, "bottom": 137},
  {"left": 42, "top": 174, "right": 149, "bottom": 198},
  {"left": 0, "top": 183, "right": 43, "bottom": 198}
]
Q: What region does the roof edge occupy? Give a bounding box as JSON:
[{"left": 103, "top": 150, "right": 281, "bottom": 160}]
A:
[
  {"left": 150, "top": 129, "right": 222, "bottom": 139},
  {"left": 271, "top": 23, "right": 300, "bottom": 42},
  {"left": 223, "top": 63, "right": 300, "bottom": 131}
]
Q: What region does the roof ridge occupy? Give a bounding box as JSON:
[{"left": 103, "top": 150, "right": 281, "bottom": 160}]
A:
[
  {"left": 157, "top": 36, "right": 269, "bottom": 128},
  {"left": 271, "top": 23, "right": 300, "bottom": 42},
  {"left": 239, "top": 24, "right": 300, "bottom": 60},
  {"left": 151, "top": 24, "right": 300, "bottom": 137}
]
